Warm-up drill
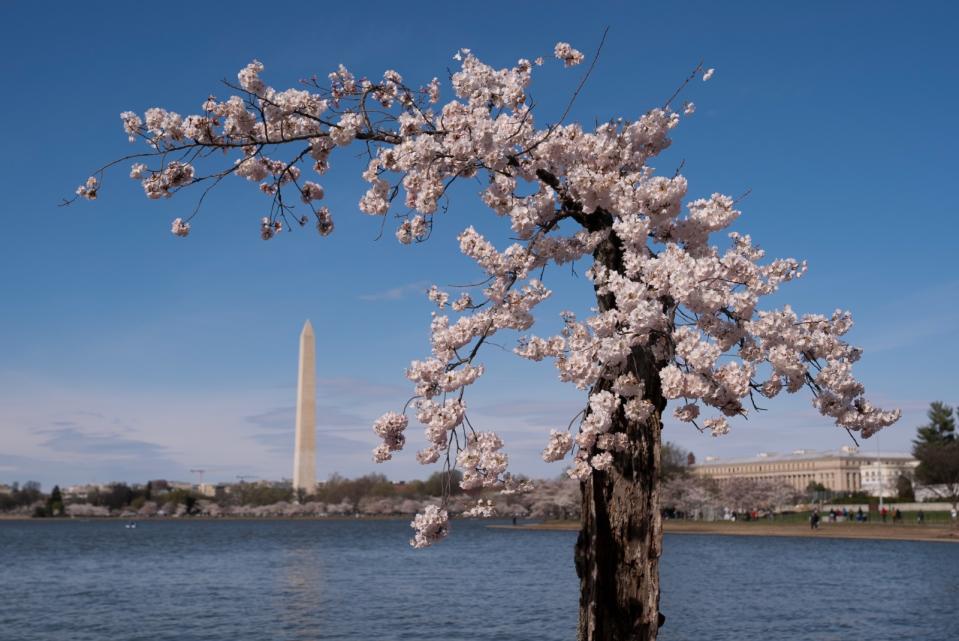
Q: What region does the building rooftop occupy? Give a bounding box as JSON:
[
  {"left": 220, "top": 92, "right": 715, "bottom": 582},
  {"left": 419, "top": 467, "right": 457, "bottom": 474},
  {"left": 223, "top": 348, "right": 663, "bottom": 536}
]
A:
[{"left": 694, "top": 448, "right": 914, "bottom": 467}]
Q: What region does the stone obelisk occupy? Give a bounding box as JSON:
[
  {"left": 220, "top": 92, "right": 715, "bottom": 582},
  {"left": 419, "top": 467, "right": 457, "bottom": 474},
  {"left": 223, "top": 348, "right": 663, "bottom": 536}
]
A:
[{"left": 292, "top": 320, "right": 316, "bottom": 492}]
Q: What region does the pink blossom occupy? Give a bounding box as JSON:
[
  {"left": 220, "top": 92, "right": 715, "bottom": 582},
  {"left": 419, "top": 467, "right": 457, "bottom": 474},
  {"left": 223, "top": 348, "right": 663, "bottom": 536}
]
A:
[
  {"left": 170, "top": 218, "right": 190, "bottom": 237},
  {"left": 542, "top": 430, "right": 574, "bottom": 462},
  {"left": 300, "top": 181, "right": 324, "bottom": 203},
  {"left": 372, "top": 411, "right": 408, "bottom": 462},
  {"left": 315, "top": 207, "right": 334, "bottom": 236}
]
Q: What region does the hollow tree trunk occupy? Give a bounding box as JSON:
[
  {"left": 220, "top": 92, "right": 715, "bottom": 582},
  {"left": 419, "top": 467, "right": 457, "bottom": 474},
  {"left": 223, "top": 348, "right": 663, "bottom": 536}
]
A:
[{"left": 575, "top": 225, "right": 669, "bottom": 641}]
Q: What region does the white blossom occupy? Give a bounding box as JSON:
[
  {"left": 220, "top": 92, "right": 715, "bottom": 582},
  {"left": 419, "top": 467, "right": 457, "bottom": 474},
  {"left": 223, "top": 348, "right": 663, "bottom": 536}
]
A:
[
  {"left": 704, "top": 417, "right": 730, "bottom": 437},
  {"left": 590, "top": 452, "right": 614, "bottom": 471},
  {"left": 410, "top": 505, "right": 449, "bottom": 548},
  {"left": 462, "top": 499, "right": 496, "bottom": 518},
  {"left": 553, "top": 42, "right": 584, "bottom": 67},
  {"left": 75, "top": 176, "right": 98, "bottom": 200},
  {"left": 542, "top": 430, "right": 574, "bottom": 462}
]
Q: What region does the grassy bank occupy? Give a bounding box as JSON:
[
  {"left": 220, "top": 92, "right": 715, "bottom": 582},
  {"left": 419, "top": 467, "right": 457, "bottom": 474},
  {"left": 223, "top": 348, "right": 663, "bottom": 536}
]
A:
[{"left": 492, "top": 519, "right": 959, "bottom": 543}]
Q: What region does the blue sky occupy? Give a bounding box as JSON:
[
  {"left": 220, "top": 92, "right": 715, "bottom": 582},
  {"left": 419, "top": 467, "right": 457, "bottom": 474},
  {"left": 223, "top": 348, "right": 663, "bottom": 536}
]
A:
[{"left": 1, "top": 1, "right": 956, "bottom": 488}]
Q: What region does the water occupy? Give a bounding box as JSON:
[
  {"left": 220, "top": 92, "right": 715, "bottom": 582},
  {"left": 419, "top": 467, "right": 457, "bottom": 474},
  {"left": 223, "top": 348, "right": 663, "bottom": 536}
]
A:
[{"left": 0, "top": 520, "right": 957, "bottom": 641}]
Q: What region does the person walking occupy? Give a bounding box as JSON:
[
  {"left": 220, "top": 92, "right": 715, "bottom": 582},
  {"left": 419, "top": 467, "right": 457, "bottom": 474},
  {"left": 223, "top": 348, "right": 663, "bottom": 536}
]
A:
[
  {"left": 917, "top": 509, "right": 925, "bottom": 524},
  {"left": 810, "top": 510, "right": 820, "bottom": 530}
]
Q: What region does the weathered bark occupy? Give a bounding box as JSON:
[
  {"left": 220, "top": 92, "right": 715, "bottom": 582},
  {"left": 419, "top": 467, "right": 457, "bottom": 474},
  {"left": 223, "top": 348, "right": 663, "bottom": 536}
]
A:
[{"left": 575, "top": 223, "right": 670, "bottom": 641}]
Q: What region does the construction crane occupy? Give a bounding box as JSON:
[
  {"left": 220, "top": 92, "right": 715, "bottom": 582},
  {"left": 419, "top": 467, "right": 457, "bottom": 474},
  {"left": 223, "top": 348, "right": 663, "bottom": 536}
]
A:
[
  {"left": 190, "top": 469, "right": 206, "bottom": 486},
  {"left": 235, "top": 475, "right": 257, "bottom": 483}
]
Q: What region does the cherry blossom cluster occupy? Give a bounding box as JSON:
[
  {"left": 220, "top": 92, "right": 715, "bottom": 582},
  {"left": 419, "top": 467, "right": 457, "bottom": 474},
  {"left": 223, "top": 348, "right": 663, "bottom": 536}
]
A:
[
  {"left": 81, "top": 41, "right": 899, "bottom": 547},
  {"left": 371, "top": 411, "right": 408, "bottom": 463},
  {"left": 542, "top": 430, "right": 574, "bottom": 462},
  {"left": 411, "top": 398, "right": 466, "bottom": 465},
  {"left": 457, "top": 432, "right": 509, "bottom": 491},
  {"left": 75, "top": 177, "right": 98, "bottom": 200},
  {"left": 462, "top": 499, "right": 497, "bottom": 518},
  {"left": 554, "top": 42, "right": 585, "bottom": 67},
  {"left": 171, "top": 218, "right": 190, "bottom": 237},
  {"left": 499, "top": 475, "right": 535, "bottom": 495},
  {"left": 410, "top": 504, "right": 449, "bottom": 549}
]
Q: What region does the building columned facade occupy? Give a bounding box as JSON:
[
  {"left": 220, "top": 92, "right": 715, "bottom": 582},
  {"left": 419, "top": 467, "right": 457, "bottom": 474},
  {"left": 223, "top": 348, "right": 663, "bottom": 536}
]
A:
[{"left": 691, "top": 446, "right": 917, "bottom": 496}]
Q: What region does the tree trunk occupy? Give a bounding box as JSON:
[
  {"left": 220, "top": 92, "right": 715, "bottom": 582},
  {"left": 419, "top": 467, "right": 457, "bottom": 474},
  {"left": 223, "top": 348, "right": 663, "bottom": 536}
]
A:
[
  {"left": 575, "top": 224, "right": 669, "bottom": 641},
  {"left": 575, "top": 364, "right": 665, "bottom": 641}
]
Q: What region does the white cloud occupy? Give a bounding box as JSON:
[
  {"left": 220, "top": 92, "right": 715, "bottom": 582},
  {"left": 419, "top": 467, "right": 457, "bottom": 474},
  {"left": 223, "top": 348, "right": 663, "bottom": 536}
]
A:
[{"left": 357, "top": 280, "right": 430, "bottom": 301}]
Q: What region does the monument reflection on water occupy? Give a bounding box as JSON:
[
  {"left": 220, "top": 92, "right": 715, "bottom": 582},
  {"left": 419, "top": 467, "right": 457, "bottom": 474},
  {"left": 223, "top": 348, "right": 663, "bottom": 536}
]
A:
[{"left": 278, "top": 544, "right": 325, "bottom": 627}]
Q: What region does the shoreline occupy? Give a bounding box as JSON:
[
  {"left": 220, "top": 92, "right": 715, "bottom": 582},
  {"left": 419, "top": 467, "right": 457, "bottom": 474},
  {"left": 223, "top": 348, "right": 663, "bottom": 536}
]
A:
[
  {"left": 0, "top": 514, "right": 409, "bottom": 522},
  {"left": 490, "top": 520, "right": 959, "bottom": 544},
  {"left": 4, "top": 515, "right": 958, "bottom": 544}
]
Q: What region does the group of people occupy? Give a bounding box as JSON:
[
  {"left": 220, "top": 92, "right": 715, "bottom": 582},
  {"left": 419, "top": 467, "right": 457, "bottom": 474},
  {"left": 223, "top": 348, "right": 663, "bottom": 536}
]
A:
[
  {"left": 878, "top": 506, "right": 904, "bottom": 523},
  {"left": 811, "top": 505, "right": 940, "bottom": 528},
  {"left": 813, "top": 507, "right": 869, "bottom": 525}
]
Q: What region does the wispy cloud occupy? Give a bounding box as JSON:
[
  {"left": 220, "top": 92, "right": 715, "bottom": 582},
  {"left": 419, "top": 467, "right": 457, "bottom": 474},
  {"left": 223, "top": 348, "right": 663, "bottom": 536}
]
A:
[
  {"left": 245, "top": 404, "right": 370, "bottom": 431},
  {"left": 243, "top": 403, "right": 376, "bottom": 456},
  {"left": 35, "top": 424, "right": 169, "bottom": 458},
  {"left": 0, "top": 451, "right": 188, "bottom": 487},
  {"left": 472, "top": 398, "right": 585, "bottom": 429},
  {"left": 249, "top": 429, "right": 370, "bottom": 456},
  {"left": 357, "top": 280, "right": 430, "bottom": 302},
  {"left": 317, "top": 376, "right": 408, "bottom": 400},
  {"left": 13, "top": 420, "right": 189, "bottom": 485}
]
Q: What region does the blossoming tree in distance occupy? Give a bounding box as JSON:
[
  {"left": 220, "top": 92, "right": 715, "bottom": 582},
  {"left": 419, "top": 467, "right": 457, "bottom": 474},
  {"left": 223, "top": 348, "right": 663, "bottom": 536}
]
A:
[{"left": 74, "top": 38, "right": 899, "bottom": 641}]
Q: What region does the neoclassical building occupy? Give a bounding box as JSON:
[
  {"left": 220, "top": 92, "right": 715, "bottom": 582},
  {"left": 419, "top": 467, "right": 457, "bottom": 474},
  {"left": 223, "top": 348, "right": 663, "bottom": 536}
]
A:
[{"left": 690, "top": 447, "right": 917, "bottom": 495}]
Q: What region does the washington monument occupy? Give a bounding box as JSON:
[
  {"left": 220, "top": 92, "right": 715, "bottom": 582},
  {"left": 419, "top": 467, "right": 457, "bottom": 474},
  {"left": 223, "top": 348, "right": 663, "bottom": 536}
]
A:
[{"left": 292, "top": 320, "right": 316, "bottom": 491}]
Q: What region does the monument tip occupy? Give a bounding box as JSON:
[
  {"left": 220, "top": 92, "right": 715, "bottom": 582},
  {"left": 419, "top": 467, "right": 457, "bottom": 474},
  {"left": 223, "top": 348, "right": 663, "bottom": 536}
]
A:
[{"left": 302, "top": 319, "right": 313, "bottom": 335}]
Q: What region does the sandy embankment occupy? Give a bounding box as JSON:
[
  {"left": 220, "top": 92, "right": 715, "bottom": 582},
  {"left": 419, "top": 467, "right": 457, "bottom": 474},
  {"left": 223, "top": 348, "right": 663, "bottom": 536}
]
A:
[{"left": 491, "top": 520, "right": 959, "bottom": 544}]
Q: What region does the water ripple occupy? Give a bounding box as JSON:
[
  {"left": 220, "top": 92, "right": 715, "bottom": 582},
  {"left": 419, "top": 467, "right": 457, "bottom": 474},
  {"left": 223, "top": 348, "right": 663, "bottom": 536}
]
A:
[{"left": 1, "top": 521, "right": 957, "bottom": 641}]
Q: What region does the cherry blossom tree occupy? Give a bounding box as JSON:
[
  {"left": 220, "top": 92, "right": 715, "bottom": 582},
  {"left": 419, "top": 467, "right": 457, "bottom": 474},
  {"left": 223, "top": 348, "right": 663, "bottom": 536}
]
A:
[
  {"left": 716, "top": 477, "right": 799, "bottom": 516},
  {"left": 661, "top": 475, "right": 720, "bottom": 519},
  {"left": 73, "top": 38, "right": 899, "bottom": 641}
]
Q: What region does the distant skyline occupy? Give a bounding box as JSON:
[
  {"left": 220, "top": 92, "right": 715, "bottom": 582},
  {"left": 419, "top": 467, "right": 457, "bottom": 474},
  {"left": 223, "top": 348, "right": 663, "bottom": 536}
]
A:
[{"left": 2, "top": 1, "right": 957, "bottom": 487}]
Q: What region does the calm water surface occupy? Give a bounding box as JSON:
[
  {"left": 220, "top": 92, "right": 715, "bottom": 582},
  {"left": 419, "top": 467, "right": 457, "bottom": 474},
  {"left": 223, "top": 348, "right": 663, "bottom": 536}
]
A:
[{"left": 0, "top": 519, "right": 957, "bottom": 641}]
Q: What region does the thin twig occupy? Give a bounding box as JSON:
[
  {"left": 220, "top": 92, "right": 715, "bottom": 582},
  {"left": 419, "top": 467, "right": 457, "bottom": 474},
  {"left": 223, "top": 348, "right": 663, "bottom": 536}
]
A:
[
  {"left": 662, "top": 60, "right": 705, "bottom": 110},
  {"left": 521, "top": 26, "right": 609, "bottom": 156}
]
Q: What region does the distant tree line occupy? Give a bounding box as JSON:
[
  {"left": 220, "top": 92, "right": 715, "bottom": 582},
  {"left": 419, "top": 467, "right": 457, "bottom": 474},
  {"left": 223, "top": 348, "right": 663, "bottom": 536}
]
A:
[
  {"left": 0, "top": 444, "right": 786, "bottom": 520},
  {"left": 0, "top": 481, "right": 43, "bottom": 513},
  {"left": 0, "top": 471, "right": 579, "bottom": 519}
]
